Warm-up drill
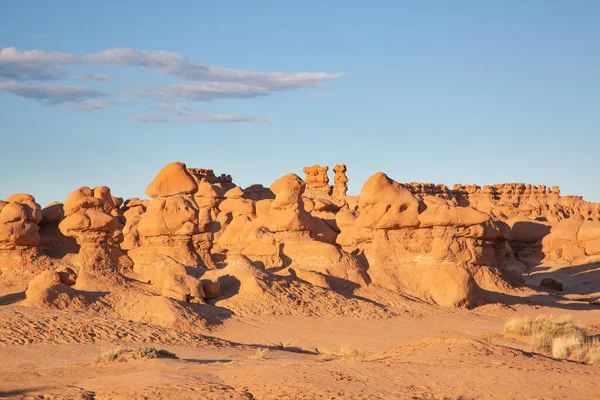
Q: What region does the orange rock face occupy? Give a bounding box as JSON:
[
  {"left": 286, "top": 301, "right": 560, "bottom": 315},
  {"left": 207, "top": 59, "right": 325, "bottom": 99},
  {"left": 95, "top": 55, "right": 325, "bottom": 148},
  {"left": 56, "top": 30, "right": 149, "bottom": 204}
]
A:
[
  {"left": 337, "top": 172, "right": 511, "bottom": 307},
  {"left": 333, "top": 164, "right": 348, "bottom": 198},
  {"left": 16, "top": 161, "right": 591, "bottom": 310},
  {"left": 58, "top": 186, "right": 124, "bottom": 288},
  {"left": 0, "top": 194, "right": 42, "bottom": 249},
  {"left": 135, "top": 162, "right": 203, "bottom": 266}
]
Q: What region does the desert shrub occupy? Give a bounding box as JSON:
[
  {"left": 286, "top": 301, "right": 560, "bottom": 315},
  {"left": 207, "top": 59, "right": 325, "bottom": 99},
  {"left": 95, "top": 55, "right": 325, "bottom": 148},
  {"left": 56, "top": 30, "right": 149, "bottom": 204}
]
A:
[
  {"left": 318, "top": 345, "right": 366, "bottom": 362},
  {"left": 586, "top": 339, "right": 600, "bottom": 365},
  {"left": 532, "top": 333, "right": 553, "bottom": 352},
  {"left": 504, "top": 315, "right": 585, "bottom": 340},
  {"left": 95, "top": 346, "right": 177, "bottom": 363},
  {"left": 552, "top": 335, "right": 584, "bottom": 359},
  {"left": 94, "top": 348, "right": 126, "bottom": 363},
  {"left": 133, "top": 346, "right": 178, "bottom": 360}
]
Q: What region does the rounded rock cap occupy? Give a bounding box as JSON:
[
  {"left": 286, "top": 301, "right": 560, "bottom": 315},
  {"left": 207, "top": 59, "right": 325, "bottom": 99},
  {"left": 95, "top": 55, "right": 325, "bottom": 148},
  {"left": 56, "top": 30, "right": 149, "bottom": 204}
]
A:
[{"left": 145, "top": 162, "right": 198, "bottom": 198}]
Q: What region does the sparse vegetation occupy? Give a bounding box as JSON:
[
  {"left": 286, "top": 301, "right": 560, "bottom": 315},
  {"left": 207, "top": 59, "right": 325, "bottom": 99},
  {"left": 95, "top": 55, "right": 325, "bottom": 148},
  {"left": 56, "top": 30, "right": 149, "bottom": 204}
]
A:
[
  {"left": 504, "top": 315, "right": 600, "bottom": 364},
  {"left": 503, "top": 315, "right": 585, "bottom": 340},
  {"left": 250, "top": 348, "right": 268, "bottom": 360},
  {"left": 95, "top": 346, "right": 178, "bottom": 363},
  {"left": 531, "top": 333, "right": 553, "bottom": 352},
  {"left": 552, "top": 335, "right": 583, "bottom": 359},
  {"left": 318, "top": 345, "right": 366, "bottom": 362},
  {"left": 95, "top": 347, "right": 126, "bottom": 363}
]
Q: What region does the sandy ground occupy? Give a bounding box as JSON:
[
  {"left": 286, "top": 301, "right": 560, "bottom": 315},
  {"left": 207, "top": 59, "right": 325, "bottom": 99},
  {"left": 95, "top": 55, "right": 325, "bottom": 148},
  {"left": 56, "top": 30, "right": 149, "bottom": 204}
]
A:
[{"left": 1, "top": 262, "right": 600, "bottom": 399}]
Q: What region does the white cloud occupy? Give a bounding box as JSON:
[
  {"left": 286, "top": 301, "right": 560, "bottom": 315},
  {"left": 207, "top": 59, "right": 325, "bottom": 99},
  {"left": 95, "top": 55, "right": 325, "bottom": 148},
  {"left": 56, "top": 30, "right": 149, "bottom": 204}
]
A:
[
  {"left": 132, "top": 81, "right": 270, "bottom": 102},
  {"left": 0, "top": 81, "right": 106, "bottom": 105},
  {"left": 131, "top": 102, "right": 273, "bottom": 123},
  {"left": 0, "top": 47, "right": 76, "bottom": 80},
  {"left": 0, "top": 46, "right": 342, "bottom": 120},
  {"left": 76, "top": 73, "right": 122, "bottom": 82},
  {"left": 84, "top": 48, "right": 342, "bottom": 91}
]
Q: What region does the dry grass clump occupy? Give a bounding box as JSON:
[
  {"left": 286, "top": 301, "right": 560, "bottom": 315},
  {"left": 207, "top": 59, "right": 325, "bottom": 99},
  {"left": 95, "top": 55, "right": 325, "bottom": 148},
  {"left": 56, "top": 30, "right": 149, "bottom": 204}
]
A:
[
  {"left": 95, "top": 346, "right": 177, "bottom": 363},
  {"left": 133, "top": 346, "right": 178, "bottom": 360},
  {"left": 551, "top": 337, "right": 600, "bottom": 364},
  {"left": 95, "top": 347, "right": 126, "bottom": 363},
  {"left": 552, "top": 335, "right": 583, "bottom": 359},
  {"left": 531, "top": 333, "right": 553, "bottom": 352},
  {"left": 504, "top": 315, "right": 585, "bottom": 340},
  {"left": 318, "top": 345, "right": 366, "bottom": 362},
  {"left": 504, "top": 315, "right": 600, "bottom": 364},
  {"left": 249, "top": 348, "right": 268, "bottom": 360}
]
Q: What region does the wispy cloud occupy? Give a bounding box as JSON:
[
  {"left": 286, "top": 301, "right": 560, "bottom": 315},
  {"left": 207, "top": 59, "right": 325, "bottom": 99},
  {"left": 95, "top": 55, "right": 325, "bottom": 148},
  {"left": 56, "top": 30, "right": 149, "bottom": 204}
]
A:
[
  {"left": 75, "top": 73, "right": 122, "bottom": 82},
  {"left": 132, "top": 81, "right": 270, "bottom": 102},
  {"left": 131, "top": 102, "right": 273, "bottom": 123},
  {"left": 83, "top": 48, "right": 342, "bottom": 91},
  {"left": 0, "top": 81, "right": 106, "bottom": 105},
  {"left": 0, "top": 46, "right": 342, "bottom": 120},
  {"left": 31, "top": 34, "right": 52, "bottom": 39},
  {"left": 0, "top": 47, "right": 76, "bottom": 80},
  {"left": 67, "top": 97, "right": 135, "bottom": 113}
]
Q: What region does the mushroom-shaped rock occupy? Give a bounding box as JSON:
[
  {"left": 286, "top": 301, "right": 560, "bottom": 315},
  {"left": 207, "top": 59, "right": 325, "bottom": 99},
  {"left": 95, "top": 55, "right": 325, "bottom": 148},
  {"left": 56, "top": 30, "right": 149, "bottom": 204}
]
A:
[
  {"left": 58, "top": 187, "right": 123, "bottom": 288},
  {"left": 146, "top": 162, "right": 198, "bottom": 198},
  {"left": 355, "top": 173, "right": 420, "bottom": 229},
  {"left": 135, "top": 162, "right": 204, "bottom": 266},
  {"left": 264, "top": 174, "right": 312, "bottom": 232}
]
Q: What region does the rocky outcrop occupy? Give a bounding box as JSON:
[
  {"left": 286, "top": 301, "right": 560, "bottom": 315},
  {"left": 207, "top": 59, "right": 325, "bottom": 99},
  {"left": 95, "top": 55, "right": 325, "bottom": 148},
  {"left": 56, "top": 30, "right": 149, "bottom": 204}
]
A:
[
  {"left": 120, "top": 198, "right": 147, "bottom": 250},
  {"left": 215, "top": 174, "right": 368, "bottom": 292},
  {"left": 405, "top": 181, "right": 600, "bottom": 223},
  {"left": 134, "top": 162, "right": 202, "bottom": 266},
  {"left": 58, "top": 186, "right": 123, "bottom": 288},
  {"left": 541, "top": 219, "right": 600, "bottom": 263},
  {"left": 336, "top": 173, "right": 511, "bottom": 307},
  {"left": 303, "top": 164, "right": 331, "bottom": 198},
  {"left": 333, "top": 164, "right": 348, "bottom": 198},
  {"left": 0, "top": 193, "right": 42, "bottom": 250}
]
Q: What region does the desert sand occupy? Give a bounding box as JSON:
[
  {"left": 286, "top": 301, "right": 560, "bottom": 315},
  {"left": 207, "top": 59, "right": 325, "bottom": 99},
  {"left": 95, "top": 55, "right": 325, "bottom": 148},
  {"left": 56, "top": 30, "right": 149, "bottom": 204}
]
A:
[{"left": 1, "top": 162, "right": 600, "bottom": 399}]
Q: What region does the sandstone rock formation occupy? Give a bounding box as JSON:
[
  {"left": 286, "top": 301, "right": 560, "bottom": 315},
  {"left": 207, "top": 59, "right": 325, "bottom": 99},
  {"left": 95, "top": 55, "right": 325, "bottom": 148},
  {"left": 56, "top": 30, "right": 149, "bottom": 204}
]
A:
[
  {"left": 58, "top": 186, "right": 123, "bottom": 288},
  {"left": 187, "top": 167, "right": 235, "bottom": 192},
  {"left": 0, "top": 193, "right": 43, "bottom": 274},
  {"left": 22, "top": 268, "right": 84, "bottom": 309},
  {"left": 405, "top": 181, "right": 600, "bottom": 223},
  {"left": 336, "top": 172, "right": 510, "bottom": 307},
  {"left": 303, "top": 164, "right": 331, "bottom": 197},
  {"left": 333, "top": 164, "right": 348, "bottom": 198},
  {"left": 134, "top": 162, "right": 202, "bottom": 266},
  {"left": 120, "top": 198, "right": 147, "bottom": 250},
  {"left": 541, "top": 219, "right": 600, "bottom": 263},
  {"left": 216, "top": 173, "right": 368, "bottom": 292}
]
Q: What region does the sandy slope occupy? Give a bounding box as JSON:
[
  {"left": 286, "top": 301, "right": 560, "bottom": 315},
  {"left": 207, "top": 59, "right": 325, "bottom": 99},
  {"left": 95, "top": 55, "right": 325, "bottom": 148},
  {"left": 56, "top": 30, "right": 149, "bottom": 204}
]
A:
[
  {"left": 0, "top": 300, "right": 599, "bottom": 399},
  {"left": 1, "top": 260, "right": 600, "bottom": 399}
]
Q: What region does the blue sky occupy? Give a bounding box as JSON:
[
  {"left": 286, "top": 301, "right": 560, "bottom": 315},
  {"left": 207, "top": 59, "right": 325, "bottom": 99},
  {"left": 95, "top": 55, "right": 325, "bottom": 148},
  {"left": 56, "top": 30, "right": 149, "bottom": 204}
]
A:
[{"left": 1, "top": 1, "right": 599, "bottom": 206}]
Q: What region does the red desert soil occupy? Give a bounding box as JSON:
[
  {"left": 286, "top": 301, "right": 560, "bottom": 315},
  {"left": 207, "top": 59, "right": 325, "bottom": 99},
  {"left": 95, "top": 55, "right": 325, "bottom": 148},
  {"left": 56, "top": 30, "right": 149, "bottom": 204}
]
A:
[{"left": 1, "top": 286, "right": 599, "bottom": 399}]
